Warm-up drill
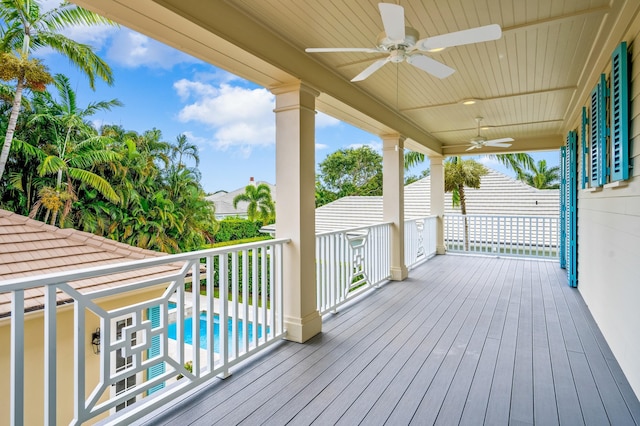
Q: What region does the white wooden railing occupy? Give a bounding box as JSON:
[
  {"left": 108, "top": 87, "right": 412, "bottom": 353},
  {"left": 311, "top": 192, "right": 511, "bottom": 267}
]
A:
[
  {"left": 444, "top": 214, "right": 559, "bottom": 258},
  {"left": 315, "top": 222, "right": 391, "bottom": 315},
  {"left": 0, "top": 239, "right": 288, "bottom": 425},
  {"left": 404, "top": 215, "right": 438, "bottom": 269}
]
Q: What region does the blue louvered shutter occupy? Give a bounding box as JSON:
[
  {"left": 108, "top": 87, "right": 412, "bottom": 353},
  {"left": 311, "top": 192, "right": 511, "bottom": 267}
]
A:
[
  {"left": 589, "top": 74, "right": 608, "bottom": 187},
  {"left": 568, "top": 131, "right": 578, "bottom": 288},
  {"left": 560, "top": 146, "right": 567, "bottom": 269},
  {"left": 147, "top": 305, "right": 165, "bottom": 395},
  {"left": 610, "top": 41, "right": 630, "bottom": 181},
  {"left": 581, "top": 107, "right": 588, "bottom": 189}
]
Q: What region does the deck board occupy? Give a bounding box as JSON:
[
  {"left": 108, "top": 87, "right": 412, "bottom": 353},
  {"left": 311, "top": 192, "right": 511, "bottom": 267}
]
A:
[{"left": 136, "top": 255, "right": 640, "bottom": 426}]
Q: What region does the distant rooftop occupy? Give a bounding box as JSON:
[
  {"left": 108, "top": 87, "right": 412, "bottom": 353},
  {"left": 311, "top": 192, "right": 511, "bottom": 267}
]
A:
[
  {"left": 266, "top": 169, "right": 559, "bottom": 234},
  {"left": 206, "top": 177, "right": 276, "bottom": 218}
]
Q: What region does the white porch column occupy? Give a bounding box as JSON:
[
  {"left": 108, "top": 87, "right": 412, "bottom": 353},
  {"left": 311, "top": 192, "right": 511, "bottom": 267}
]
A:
[
  {"left": 271, "top": 82, "right": 322, "bottom": 343},
  {"left": 382, "top": 134, "right": 408, "bottom": 281},
  {"left": 429, "top": 155, "right": 446, "bottom": 254}
]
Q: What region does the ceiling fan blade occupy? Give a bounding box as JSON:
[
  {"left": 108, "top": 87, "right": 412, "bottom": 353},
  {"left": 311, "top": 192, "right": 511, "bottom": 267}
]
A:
[
  {"left": 378, "top": 3, "right": 405, "bottom": 42},
  {"left": 306, "top": 47, "right": 382, "bottom": 53},
  {"left": 486, "top": 142, "right": 512, "bottom": 148},
  {"left": 466, "top": 145, "right": 480, "bottom": 151},
  {"left": 485, "top": 137, "right": 514, "bottom": 144},
  {"left": 417, "top": 24, "right": 502, "bottom": 51},
  {"left": 351, "top": 57, "right": 389, "bottom": 81},
  {"left": 406, "top": 54, "right": 455, "bottom": 79}
]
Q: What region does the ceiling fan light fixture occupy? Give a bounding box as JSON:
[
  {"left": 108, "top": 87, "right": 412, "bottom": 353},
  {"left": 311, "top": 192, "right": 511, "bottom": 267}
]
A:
[
  {"left": 426, "top": 46, "right": 446, "bottom": 53},
  {"left": 461, "top": 98, "right": 478, "bottom": 105}
]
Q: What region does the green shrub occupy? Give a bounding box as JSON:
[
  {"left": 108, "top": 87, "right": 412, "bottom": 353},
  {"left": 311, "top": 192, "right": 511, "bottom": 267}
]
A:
[
  {"left": 214, "top": 217, "right": 264, "bottom": 242},
  {"left": 209, "top": 235, "right": 272, "bottom": 248}
]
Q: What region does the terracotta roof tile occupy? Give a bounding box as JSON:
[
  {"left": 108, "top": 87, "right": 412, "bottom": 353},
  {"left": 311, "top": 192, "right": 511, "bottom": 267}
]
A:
[{"left": 0, "top": 209, "right": 172, "bottom": 316}]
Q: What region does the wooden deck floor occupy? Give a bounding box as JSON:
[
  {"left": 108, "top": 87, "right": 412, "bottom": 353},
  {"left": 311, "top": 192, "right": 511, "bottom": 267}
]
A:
[{"left": 137, "top": 255, "right": 640, "bottom": 426}]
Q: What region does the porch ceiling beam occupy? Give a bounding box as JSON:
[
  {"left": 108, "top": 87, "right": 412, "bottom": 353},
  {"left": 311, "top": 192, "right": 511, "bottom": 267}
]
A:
[
  {"left": 441, "top": 135, "right": 564, "bottom": 157},
  {"left": 399, "top": 87, "right": 576, "bottom": 113},
  {"left": 500, "top": 5, "right": 610, "bottom": 35}
]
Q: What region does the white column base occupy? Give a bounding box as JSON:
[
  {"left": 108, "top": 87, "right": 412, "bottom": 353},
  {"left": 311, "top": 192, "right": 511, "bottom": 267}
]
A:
[
  {"left": 390, "top": 265, "right": 409, "bottom": 281},
  {"left": 284, "top": 311, "right": 323, "bottom": 343}
]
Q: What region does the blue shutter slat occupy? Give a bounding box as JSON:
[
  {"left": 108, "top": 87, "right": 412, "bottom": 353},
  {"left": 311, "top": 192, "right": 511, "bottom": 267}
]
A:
[
  {"left": 589, "top": 85, "right": 600, "bottom": 187},
  {"left": 589, "top": 74, "right": 608, "bottom": 187},
  {"left": 610, "top": 41, "right": 629, "bottom": 181},
  {"left": 147, "top": 305, "right": 165, "bottom": 395},
  {"left": 581, "top": 107, "right": 588, "bottom": 189},
  {"left": 560, "top": 146, "right": 567, "bottom": 269},
  {"left": 568, "top": 131, "right": 578, "bottom": 288}
]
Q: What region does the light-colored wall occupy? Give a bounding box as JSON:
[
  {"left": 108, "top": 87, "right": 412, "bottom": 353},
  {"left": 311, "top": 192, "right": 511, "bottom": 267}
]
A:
[
  {"left": 576, "top": 13, "right": 640, "bottom": 399},
  {"left": 0, "top": 287, "right": 164, "bottom": 425}
]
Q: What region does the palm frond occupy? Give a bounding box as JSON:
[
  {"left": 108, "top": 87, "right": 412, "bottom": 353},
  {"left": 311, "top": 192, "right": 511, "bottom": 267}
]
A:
[
  {"left": 67, "top": 167, "right": 119, "bottom": 202},
  {"left": 35, "top": 32, "right": 113, "bottom": 88}
]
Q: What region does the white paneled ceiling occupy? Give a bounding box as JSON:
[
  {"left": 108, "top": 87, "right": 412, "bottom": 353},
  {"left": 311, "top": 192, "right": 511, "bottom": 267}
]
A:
[{"left": 75, "top": 0, "right": 638, "bottom": 156}]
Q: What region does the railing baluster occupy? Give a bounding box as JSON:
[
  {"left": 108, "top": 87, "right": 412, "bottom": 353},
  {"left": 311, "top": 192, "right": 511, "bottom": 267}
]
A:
[
  {"left": 11, "top": 290, "right": 24, "bottom": 426},
  {"left": 44, "top": 285, "right": 56, "bottom": 425}
]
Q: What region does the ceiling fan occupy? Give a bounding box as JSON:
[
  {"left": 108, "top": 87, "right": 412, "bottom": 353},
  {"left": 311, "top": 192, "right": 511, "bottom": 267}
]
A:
[
  {"left": 305, "top": 3, "right": 502, "bottom": 82},
  {"left": 466, "top": 117, "right": 513, "bottom": 151}
]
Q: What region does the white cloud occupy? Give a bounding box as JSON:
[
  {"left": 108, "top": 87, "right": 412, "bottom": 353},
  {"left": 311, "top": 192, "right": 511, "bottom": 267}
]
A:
[
  {"left": 106, "top": 30, "right": 198, "bottom": 69},
  {"left": 315, "top": 143, "right": 329, "bottom": 150},
  {"left": 61, "top": 24, "right": 117, "bottom": 51},
  {"left": 348, "top": 141, "right": 382, "bottom": 152},
  {"left": 316, "top": 112, "right": 340, "bottom": 128},
  {"left": 175, "top": 80, "right": 275, "bottom": 155},
  {"left": 477, "top": 155, "right": 500, "bottom": 166}
]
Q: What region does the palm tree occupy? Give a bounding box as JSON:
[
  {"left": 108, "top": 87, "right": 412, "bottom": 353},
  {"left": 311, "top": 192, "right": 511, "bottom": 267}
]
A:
[
  {"left": 171, "top": 133, "right": 200, "bottom": 170},
  {"left": 233, "top": 183, "right": 275, "bottom": 225},
  {"left": 518, "top": 159, "right": 560, "bottom": 189},
  {"left": 444, "top": 157, "right": 488, "bottom": 250},
  {"left": 0, "top": 0, "right": 115, "bottom": 181},
  {"left": 28, "top": 74, "right": 121, "bottom": 225}
]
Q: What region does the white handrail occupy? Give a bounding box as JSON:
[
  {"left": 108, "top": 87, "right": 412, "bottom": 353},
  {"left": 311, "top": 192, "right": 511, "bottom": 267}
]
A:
[
  {"left": 0, "top": 238, "right": 289, "bottom": 425},
  {"left": 444, "top": 214, "right": 559, "bottom": 258}
]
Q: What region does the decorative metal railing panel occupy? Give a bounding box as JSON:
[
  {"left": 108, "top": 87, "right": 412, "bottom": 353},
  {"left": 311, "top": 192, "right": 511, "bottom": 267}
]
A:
[
  {"left": 444, "top": 214, "right": 559, "bottom": 259},
  {"left": 1, "top": 239, "right": 288, "bottom": 425},
  {"left": 404, "top": 216, "right": 438, "bottom": 269},
  {"left": 315, "top": 223, "right": 391, "bottom": 315}
]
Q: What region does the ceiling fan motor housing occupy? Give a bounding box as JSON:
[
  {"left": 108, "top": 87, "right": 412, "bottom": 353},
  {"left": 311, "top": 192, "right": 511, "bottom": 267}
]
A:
[{"left": 377, "top": 26, "right": 419, "bottom": 50}]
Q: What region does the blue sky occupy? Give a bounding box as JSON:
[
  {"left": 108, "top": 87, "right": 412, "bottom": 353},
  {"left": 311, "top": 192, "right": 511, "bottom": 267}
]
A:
[{"left": 37, "top": 3, "right": 559, "bottom": 193}]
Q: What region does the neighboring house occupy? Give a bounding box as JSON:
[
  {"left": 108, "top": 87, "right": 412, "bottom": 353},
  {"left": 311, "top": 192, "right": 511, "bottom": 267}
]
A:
[
  {"left": 265, "top": 169, "right": 559, "bottom": 234},
  {"left": 0, "top": 209, "right": 174, "bottom": 425},
  {"left": 206, "top": 177, "right": 276, "bottom": 219}
]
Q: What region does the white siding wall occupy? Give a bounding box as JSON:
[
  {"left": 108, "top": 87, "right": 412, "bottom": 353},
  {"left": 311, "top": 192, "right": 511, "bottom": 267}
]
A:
[{"left": 577, "top": 15, "right": 640, "bottom": 398}]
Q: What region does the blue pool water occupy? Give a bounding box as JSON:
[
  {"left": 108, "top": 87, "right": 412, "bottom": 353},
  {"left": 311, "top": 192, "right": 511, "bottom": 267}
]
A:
[{"left": 167, "top": 313, "right": 266, "bottom": 353}]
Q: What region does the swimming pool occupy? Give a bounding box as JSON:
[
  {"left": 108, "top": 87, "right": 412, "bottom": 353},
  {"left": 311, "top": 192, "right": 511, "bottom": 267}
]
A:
[{"left": 167, "top": 313, "right": 266, "bottom": 353}]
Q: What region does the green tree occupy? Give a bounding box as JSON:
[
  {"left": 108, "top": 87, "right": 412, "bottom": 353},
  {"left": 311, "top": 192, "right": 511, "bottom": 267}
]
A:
[
  {"left": 316, "top": 146, "right": 382, "bottom": 205},
  {"left": 233, "top": 183, "right": 275, "bottom": 225},
  {"left": 0, "top": 0, "right": 115, "bottom": 181},
  {"left": 518, "top": 159, "right": 560, "bottom": 189},
  {"left": 28, "top": 74, "right": 121, "bottom": 225},
  {"left": 444, "top": 157, "right": 488, "bottom": 250},
  {"left": 171, "top": 133, "right": 200, "bottom": 170}
]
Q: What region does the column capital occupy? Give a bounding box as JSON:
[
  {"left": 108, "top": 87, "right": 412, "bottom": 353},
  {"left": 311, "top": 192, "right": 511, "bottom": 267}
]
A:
[{"left": 270, "top": 81, "right": 320, "bottom": 97}]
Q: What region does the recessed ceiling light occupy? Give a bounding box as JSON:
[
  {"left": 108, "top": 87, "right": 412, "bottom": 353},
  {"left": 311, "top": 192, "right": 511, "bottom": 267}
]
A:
[
  {"left": 427, "top": 47, "right": 446, "bottom": 53},
  {"left": 461, "top": 99, "right": 478, "bottom": 105}
]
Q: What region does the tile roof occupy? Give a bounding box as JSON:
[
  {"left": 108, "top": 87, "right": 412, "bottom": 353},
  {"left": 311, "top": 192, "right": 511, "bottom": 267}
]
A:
[
  {"left": 0, "top": 209, "right": 174, "bottom": 317},
  {"left": 269, "top": 169, "right": 559, "bottom": 234}
]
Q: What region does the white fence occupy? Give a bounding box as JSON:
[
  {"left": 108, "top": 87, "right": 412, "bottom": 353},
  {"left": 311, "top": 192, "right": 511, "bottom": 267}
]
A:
[
  {"left": 444, "top": 214, "right": 559, "bottom": 259},
  {"left": 315, "top": 223, "right": 392, "bottom": 315},
  {"left": 0, "top": 239, "right": 288, "bottom": 425},
  {"left": 404, "top": 216, "right": 438, "bottom": 269}
]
